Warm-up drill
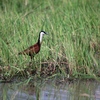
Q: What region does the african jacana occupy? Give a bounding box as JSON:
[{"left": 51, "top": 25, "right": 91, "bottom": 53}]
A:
[{"left": 18, "top": 31, "right": 47, "bottom": 60}]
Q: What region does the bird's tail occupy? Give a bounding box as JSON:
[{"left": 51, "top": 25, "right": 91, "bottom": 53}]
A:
[{"left": 18, "top": 51, "right": 24, "bottom": 55}]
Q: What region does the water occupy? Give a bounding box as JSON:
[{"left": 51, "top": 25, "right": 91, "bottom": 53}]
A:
[{"left": 0, "top": 79, "right": 100, "bottom": 100}]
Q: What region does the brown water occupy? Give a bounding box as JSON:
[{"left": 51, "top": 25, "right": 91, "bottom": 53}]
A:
[{"left": 0, "top": 79, "right": 100, "bottom": 100}]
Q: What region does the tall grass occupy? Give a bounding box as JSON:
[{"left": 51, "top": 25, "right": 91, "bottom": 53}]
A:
[{"left": 0, "top": 0, "right": 100, "bottom": 80}]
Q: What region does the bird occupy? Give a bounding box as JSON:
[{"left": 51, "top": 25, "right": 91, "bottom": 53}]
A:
[{"left": 18, "top": 31, "right": 47, "bottom": 60}]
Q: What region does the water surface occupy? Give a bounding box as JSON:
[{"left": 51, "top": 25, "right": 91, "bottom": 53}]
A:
[{"left": 0, "top": 79, "right": 100, "bottom": 100}]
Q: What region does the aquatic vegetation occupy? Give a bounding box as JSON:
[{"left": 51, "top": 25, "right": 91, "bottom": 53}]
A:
[{"left": 0, "top": 0, "right": 100, "bottom": 80}]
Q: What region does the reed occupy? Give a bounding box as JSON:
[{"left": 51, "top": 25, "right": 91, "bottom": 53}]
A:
[{"left": 0, "top": 0, "right": 100, "bottom": 80}]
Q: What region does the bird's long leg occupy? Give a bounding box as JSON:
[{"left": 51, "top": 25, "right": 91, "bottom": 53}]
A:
[
  {"left": 29, "top": 55, "right": 33, "bottom": 62},
  {"left": 29, "top": 56, "right": 33, "bottom": 66},
  {"left": 31, "top": 56, "right": 34, "bottom": 62},
  {"left": 29, "top": 56, "right": 34, "bottom": 66}
]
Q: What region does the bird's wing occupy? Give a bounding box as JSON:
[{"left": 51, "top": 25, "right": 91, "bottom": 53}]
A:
[{"left": 18, "top": 43, "right": 40, "bottom": 55}]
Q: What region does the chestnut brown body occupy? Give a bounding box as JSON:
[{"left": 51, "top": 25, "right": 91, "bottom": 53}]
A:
[{"left": 18, "top": 42, "right": 41, "bottom": 59}]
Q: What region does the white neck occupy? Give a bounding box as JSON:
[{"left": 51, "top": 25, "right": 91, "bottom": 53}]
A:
[{"left": 39, "top": 33, "right": 44, "bottom": 43}]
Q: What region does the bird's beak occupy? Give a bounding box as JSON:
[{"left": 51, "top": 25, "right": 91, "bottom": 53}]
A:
[{"left": 46, "top": 32, "right": 48, "bottom": 35}]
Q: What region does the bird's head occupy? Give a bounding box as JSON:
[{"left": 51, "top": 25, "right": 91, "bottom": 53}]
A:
[
  {"left": 40, "top": 31, "right": 48, "bottom": 35},
  {"left": 39, "top": 31, "right": 48, "bottom": 44}
]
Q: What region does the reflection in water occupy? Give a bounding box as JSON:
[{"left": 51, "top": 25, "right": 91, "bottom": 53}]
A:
[
  {"left": 95, "top": 85, "right": 100, "bottom": 100},
  {"left": 0, "top": 80, "right": 100, "bottom": 100},
  {"left": 41, "top": 85, "right": 70, "bottom": 100}
]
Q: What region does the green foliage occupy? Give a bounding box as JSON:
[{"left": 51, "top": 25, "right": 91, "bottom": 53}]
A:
[{"left": 0, "top": 0, "right": 100, "bottom": 79}]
